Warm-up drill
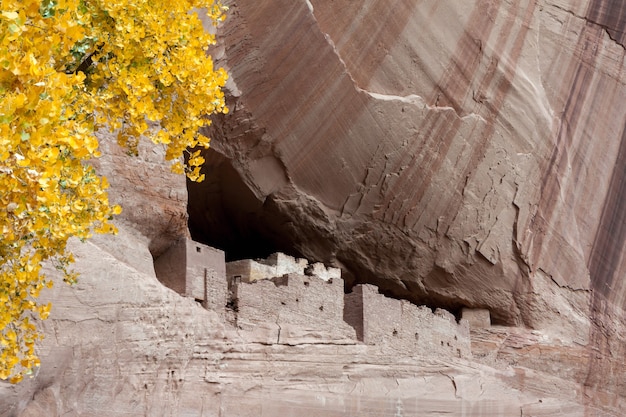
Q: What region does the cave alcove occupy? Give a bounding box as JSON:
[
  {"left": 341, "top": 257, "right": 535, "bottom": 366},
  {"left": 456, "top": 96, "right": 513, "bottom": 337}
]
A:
[{"left": 186, "top": 147, "right": 302, "bottom": 262}]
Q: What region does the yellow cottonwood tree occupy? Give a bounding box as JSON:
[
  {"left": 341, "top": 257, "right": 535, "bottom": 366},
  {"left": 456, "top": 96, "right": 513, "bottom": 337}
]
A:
[{"left": 0, "top": 0, "right": 228, "bottom": 382}]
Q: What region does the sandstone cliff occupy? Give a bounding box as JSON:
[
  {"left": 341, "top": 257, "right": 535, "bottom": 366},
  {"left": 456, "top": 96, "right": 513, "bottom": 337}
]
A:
[
  {"left": 2, "top": 0, "right": 626, "bottom": 415},
  {"left": 193, "top": 0, "right": 626, "bottom": 404}
]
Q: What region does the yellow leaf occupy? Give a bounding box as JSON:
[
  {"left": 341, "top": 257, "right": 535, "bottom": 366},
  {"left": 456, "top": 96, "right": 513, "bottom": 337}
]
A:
[
  {"left": 1, "top": 11, "right": 19, "bottom": 20},
  {"left": 0, "top": 0, "right": 228, "bottom": 383},
  {"left": 9, "top": 374, "right": 23, "bottom": 384}
]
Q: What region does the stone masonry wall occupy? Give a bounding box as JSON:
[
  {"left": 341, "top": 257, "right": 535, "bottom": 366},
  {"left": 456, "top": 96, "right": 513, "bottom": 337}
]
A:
[
  {"left": 234, "top": 273, "right": 356, "bottom": 341},
  {"left": 346, "top": 285, "right": 471, "bottom": 358},
  {"left": 154, "top": 239, "right": 227, "bottom": 317},
  {"left": 226, "top": 253, "right": 307, "bottom": 283},
  {"left": 157, "top": 243, "right": 470, "bottom": 353},
  {"left": 226, "top": 252, "right": 341, "bottom": 283},
  {"left": 185, "top": 240, "right": 227, "bottom": 314}
]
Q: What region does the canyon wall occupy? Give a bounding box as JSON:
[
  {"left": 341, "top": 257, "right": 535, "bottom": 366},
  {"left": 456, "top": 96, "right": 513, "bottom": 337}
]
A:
[
  {"left": 194, "top": 0, "right": 626, "bottom": 397},
  {"left": 2, "top": 0, "right": 626, "bottom": 415},
  {"left": 201, "top": 0, "right": 626, "bottom": 324}
]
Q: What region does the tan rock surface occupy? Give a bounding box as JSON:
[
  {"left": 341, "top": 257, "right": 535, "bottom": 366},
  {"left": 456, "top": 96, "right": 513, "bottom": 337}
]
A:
[
  {"left": 0, "top": 232, "right": 622, "bottom": 416},
  {"left": 3, "top": 0, "right": 626, "bottom": 415},
  {"left": 202, "top": 0, "right": 622, "bottom": 325},
  {"left": 199, "top": 0, "right": 549, "bottom": 324},
  {"left": 191, "top": 0, "right": 626, "bottom": 410},
  {"left": 91, "top": 129, "right": 189, "bottom": 258}
]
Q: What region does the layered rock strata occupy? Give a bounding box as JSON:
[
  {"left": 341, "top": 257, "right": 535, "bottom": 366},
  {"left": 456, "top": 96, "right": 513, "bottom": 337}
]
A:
[
  {"left": 191, "top": 0, "right": 626, "bottom": 402},
  {"left": 1, "top": 232, "right": 622, "bottom": 416},
  {"left": 2, "top": 0, "right": 626, "bottom": 415}
]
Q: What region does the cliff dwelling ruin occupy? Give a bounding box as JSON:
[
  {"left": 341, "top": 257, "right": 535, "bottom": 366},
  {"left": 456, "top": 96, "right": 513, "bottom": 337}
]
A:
[{"left": 154, "top": 238, "right": 488, "bottom": 358}]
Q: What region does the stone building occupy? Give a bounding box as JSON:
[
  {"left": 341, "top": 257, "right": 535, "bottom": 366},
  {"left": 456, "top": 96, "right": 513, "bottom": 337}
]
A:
[
  {"left": 234, "top": 273, "right": 356, "bottom": 341},
  {"left": 154, "top": 240, "right": 470, "bottom": 355},
  {"left": 344, "top": 284, "right": 471, "bottom": 358},
  {"left": 461, "top": 307, "right": 491, "bottom": 329},
  {"left": 226, "top": 252, "right": 353, "bottom": 341},
  {"left": 153, "top": 238, "right": 228, "bottom": 317},
  {"left": 226, "top": 252, "right": 340, "bottom": 283}
]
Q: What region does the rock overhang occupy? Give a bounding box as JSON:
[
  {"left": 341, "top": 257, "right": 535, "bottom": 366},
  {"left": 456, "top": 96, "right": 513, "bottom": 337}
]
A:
[{"left": 188, "top": 0, "right": 625, "bottom": 352}]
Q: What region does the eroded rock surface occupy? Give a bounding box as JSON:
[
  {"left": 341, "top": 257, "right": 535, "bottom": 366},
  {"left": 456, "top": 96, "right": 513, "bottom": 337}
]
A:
[
  {"left": 0, "top": 232, "right": 622, "bottom": 416},
  {"left": 91, "top": 129, "right": 190, "bottom": 258},
  {"left": 192, "top": 0, "right": 626, "bottom": 394},
  {"left": 2, "top": 0, "right": 626, "bottom": 415}
]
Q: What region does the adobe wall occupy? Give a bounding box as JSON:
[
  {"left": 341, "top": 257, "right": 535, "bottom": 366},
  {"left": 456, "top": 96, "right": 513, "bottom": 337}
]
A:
[
  {"left": 226, "top": 259, "right": 275, "bottom": 283},
  {"left": 234, "top": 273, "right": 356, "bottom": 341},
  {"left": 154, "top": 239, "right": 227, "bottom": 316},
  {"left": 345, "top": 285, "right": 471, "bottom": 358},
  {"left": 185, "top": 240, "right": 227, "bottom": 300},
  {"left": 304, "top": 261, "right": 341, "bottom": 281},
  {"left": 226, "top": 253, "right": 307, "bottom": 283},
  {"left": 156, "top": 243, "right": 470, "bottom": 354},
  {"left": 461, "top": 307, "right": 491, "bottom": 329},
  {"left": 184, "top": 240, "right": 227, "bottom": 314},
  {"left": 264, "top": 253, "right": 309, "bottom": 277},
  {"left": 226, "top": 252, "right": 340, "bottom": 283}
]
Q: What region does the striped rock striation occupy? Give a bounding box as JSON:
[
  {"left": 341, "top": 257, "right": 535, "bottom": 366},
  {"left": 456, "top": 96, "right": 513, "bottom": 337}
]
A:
[
  {"left": 2, "top": 0, "right": 626, "bottom": 415},
  {"left": 190, "top": 0, "right": 626, "bottom": 405}
]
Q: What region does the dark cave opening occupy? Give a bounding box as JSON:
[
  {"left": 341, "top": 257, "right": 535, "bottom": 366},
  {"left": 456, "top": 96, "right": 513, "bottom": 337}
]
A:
[{"left": 186, "top": 148, "right": 302, "bottom": 262}]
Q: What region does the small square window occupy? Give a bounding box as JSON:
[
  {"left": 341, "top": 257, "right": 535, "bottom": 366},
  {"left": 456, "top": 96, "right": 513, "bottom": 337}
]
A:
[{"left": 196, "top": 247, "right": 201, "bottom": 253}]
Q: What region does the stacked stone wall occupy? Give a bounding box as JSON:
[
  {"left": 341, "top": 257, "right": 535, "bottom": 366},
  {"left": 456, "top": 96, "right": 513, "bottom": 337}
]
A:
[
  {"left": 226, "top": 253, "right": 308, "bottom": 283},
  {"left": 156, "top": 243, "right": 472, "bottom": 355},
  {"left": 226, "top": 252, "right": 340, "bottom": 283},
  {"left": 235, "top": 273, "right": 355, "bottom": 340},
  {"left": 154, "top": 239, "right": 227, "bottom": 317},
  {"left": 346, "top": 285, "right": 471, "bottom": 358}
]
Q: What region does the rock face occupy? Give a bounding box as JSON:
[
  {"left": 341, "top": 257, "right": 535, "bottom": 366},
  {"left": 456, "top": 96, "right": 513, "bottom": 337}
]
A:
[
  {"left": 0, "top": 234, "right": 621, "bottom": 416},
  {"left": 189, "top": 0, "right": 626, "bottom": 410},
  {"left": 91, "top": 129, "right": 190, "bottom": 258},
  {"left": 198, "top": 0, "right": 622, "bottom": 321},
  {"left": 2, "top": 0, "right": 626, "bottom": 415}
]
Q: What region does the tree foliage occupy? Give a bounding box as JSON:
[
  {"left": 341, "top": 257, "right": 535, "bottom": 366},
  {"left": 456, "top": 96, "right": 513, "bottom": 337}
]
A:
[{"left": 0, "top": 0, "right": 228, "bottom": 383}]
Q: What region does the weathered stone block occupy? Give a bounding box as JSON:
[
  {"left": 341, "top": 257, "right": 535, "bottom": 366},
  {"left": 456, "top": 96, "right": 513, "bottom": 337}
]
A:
[
  {"left": 462, "top": 308, "right": 491, "bottom": 329},
  {"left": 306, "top": 262, "right": 341, "bottom": 281},
  {"left": 346, "top": 284, "right": 471, "bottom": 358},
  {"left": 226, "top": 252, "right": 308, "bottom": 283},
  {"left": 154, "top": 239, "right": 227, "bottom": 316}
]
